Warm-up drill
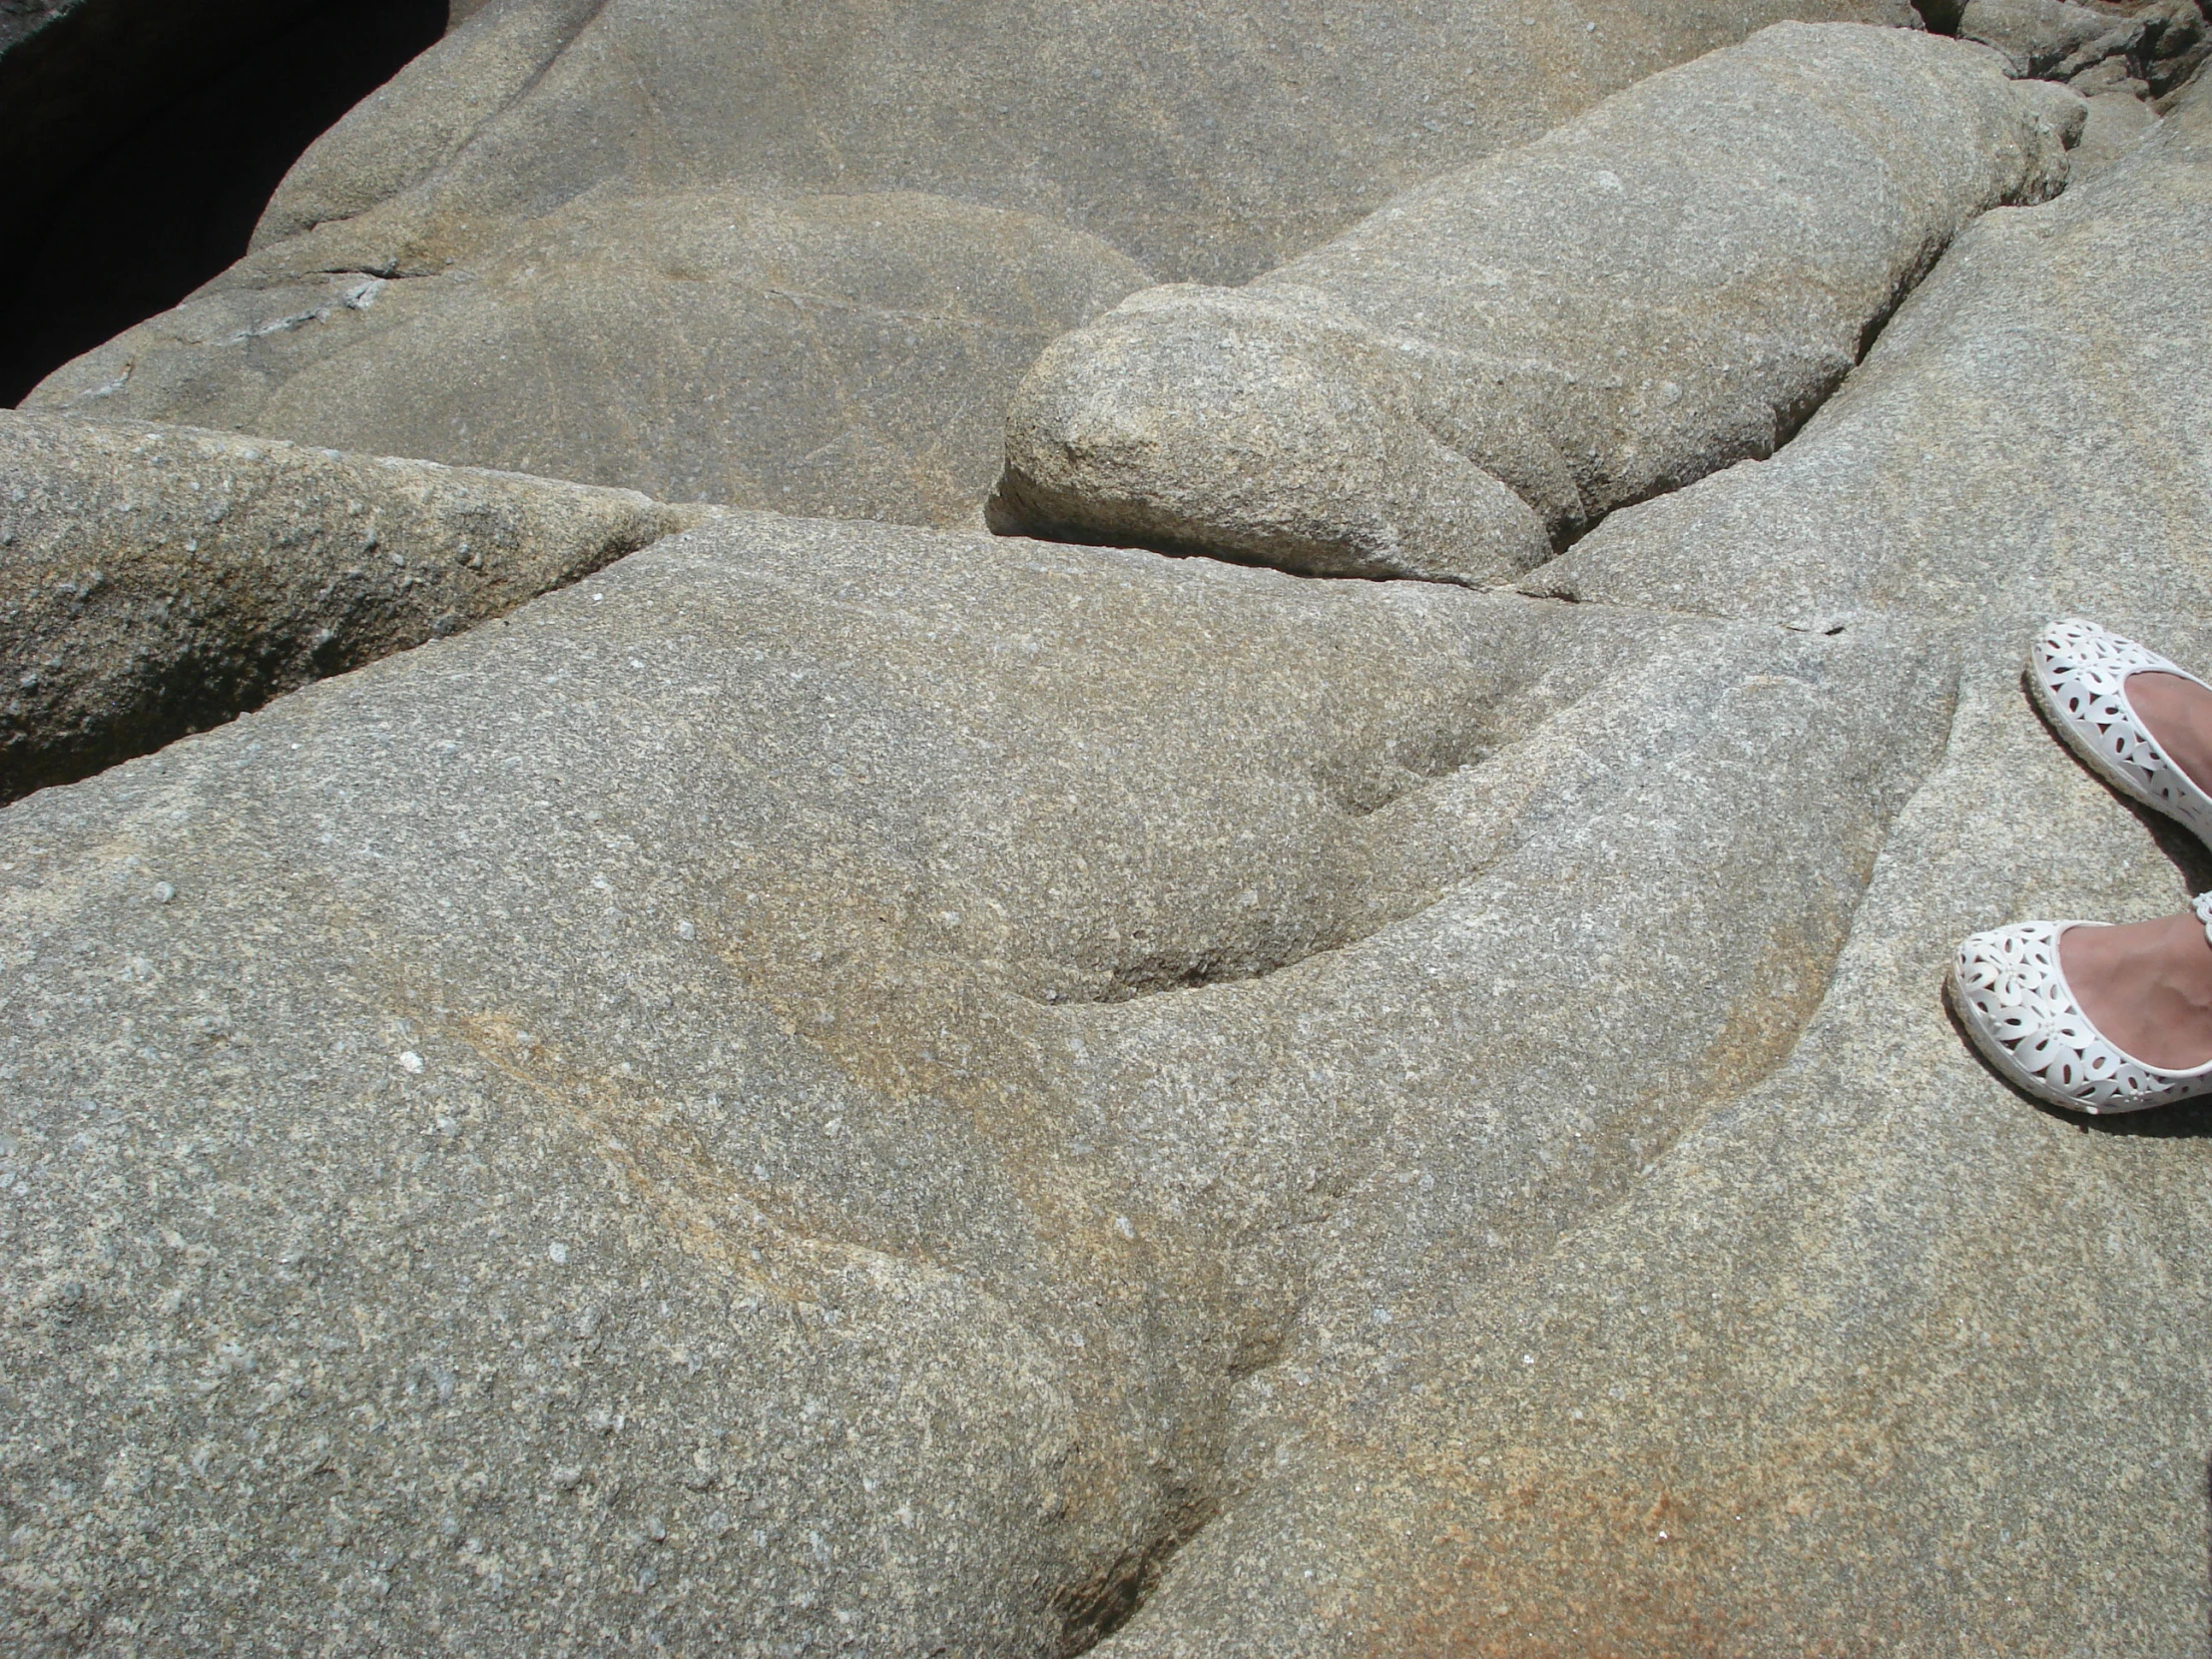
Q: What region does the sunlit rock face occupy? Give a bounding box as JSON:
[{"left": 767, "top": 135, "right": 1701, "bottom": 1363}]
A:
[
  {"left": 989, "top": 25, "right": 2080, "bottom": 584},
  {"left": 0, "top": 503, "right": 1952, "bottom": 1655},
  {"left": 24, "top": 0, "right": 1918, "bottom": 521},
  {"left": 1113, "top": 64, "right": 2212, "bottom": 1659},
  {"left": 5, "top": 8, "right": 2212, "bottom": 1658}
]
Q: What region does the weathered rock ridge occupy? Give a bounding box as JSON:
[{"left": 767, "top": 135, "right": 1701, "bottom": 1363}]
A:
[
  {"left": 991, "top": 24, "right": 2080, "bottom": 583},
  {"left": 24, "top": 193, "right": 1148, "bottom": 526},
  {"left": 0, "top": 410, "right": 696, "bottom": 802}
]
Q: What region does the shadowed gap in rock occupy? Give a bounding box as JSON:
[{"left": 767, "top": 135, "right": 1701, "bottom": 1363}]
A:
[{"left": 0, "top": 0, "right": 448, "bottom": 406}]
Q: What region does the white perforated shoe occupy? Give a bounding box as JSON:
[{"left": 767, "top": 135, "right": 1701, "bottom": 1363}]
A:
[
  {"left": 2029, "top": 618, "right": 2212, "bottom": 850},
  {"left": 1948, "top": 894, "right": 2212, "bottom": 1114}
]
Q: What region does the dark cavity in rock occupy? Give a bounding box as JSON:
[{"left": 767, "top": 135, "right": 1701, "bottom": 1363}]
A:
[{"left": 0, "top": 0, "right": 448, "bottom": 406}]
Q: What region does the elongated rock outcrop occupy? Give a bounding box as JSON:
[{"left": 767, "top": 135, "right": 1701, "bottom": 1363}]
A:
[
  {"left": 22, "top": 193, "right": 1149, "bottom": 526},
  {"left": 0, "top": 411, "right": 694, "bottom": 802},
  {"left": 1528, "top": 68, "right": 2212, "bottom": 629},
  {"left": 990, "top": 23, "right": 2082, "bottom": 584}
]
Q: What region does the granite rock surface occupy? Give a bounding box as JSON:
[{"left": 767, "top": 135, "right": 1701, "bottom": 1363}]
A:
[
  {"left": 1090, "top": 58, "right": 2212, "bottom": 1659},
  {"left": 990, "top": 24, "right": 2080, "bottom": 584},
  {"left": 0, "top": 509, "right": 1944, "bottom": 1653},
  {"left": 1529, "top": 66, "right": 2212, "bottom": 627},
  {"left": 1952, "top": 0, "right": 2210, "bottom": 99},
  {"left": 0, "top": 410, "right": 694, "bottom": 803},
  {"left": 24, "top": 193, "right": 1147, "bottom": 522},
  {"left": 24, "top": 0, "right": 1921, "bottom": 524},
  {"left": 3, "top": 15, "right": 2211, "bottom": 1659},
  {"left": 2075, "top": 83, "right": 2162, "bottom": 168}
]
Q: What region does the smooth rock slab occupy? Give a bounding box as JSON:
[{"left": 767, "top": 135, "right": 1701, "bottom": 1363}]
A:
[
  {"left": 0, "top": 509, "right": 1940, "bottom": 1654},
  {"left": 1958, "top": 0, "right": 2140, "bottom": 79},
  {"left": 1102, "top": 626, "right": 2212, "bottom": 1658},
  {"left": 0, "top": 410, "right": 692, "bottom": 802},
  {"left": 1529, "top": 68, "right": 2212, "bottom": 626},
  {"left": 990, "top": 24, "right": 2080, "bottom": 584},
  {"left": 220, "top": 0, "right": 1924, "bottom": 290}
]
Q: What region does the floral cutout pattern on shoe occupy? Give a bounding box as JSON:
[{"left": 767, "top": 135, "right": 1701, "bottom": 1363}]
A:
[
  {"left": 2029, "top": 618, "right": 2212, "bottom": 852},
  {"left": 1948, "top": 893, "right": 2212, "bottom": 1114}
]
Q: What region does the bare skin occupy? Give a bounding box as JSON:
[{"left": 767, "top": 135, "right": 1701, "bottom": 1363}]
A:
[{"left": 2060, "top": 671, "right": 2212, "bottom": 1067}]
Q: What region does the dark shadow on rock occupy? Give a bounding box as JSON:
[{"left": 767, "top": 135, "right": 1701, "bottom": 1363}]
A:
[
  {"left": 1053, "top": 1504, "right": 1215, "bottom": 1657},
  {"left": 0, "top": 0, "right": 447, "bottom": 406}
]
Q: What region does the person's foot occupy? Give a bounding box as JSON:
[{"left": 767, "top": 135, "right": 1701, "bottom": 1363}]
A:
[
  {"left": 2059, "top": 910, "right": 2212, "bottom": 1070},
  {"left": 1952, "top": 627, "right": 2212, "bottom": 1109},
  {"left": 2030, "top": 620, "right": 2212, "bottom": 849},
  {"left": 2121, "top": 670, "right": 2212, "bottom": 798},
  {"left": 2051, "top": 668, "right": 2212, "bottom": 1070}
]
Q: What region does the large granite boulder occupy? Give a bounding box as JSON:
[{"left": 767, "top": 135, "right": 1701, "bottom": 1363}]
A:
[
  {"left": 1094, "top": 62, "right": 2212, "bottom": 1659},
  {"left": 1528, "top": 69, "right": 2212, "bottom": 626},
  {"left": 0, "top": 506, "right": 1943, "bottom": 1652},
  {"left": 989, "top": 24, "right": 2080, "bottom": 584},
  {"left": 0, "top": 410, "right": 695, "bottom": 803},
  {"left": 23, "top": 0, "right": 1921, "bottom": 523}
]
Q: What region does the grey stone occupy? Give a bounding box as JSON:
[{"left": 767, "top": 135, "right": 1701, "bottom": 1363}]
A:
[
  {"left": 1944, "top": 0, "right": 2206, "bottom": 99},
  {"left": 24, "top": 0, "right": 1922, "bottom": 526},
  {"left": 27, "top": 191, "right": 1148, "bottom": 524},
  {"left": 1099, "top": 632, "right": 2212, "bottom": 1658},
  {"left": 989, "top": 24, "right": 2080, "bottom": 585},
  {"left": 1957, "top": 0, "right": 2139, "bottom": 78},
  {"left": 2069, "top": 51, "right": 2152, "bottom": 97},
  {"left": 0, "top": 0, "right": 89, "bottom": 58},
  {"left": 249, "top": 0, "right": 608, "bottom": 255},
  {"left": 1528, "top": 70, "right": 2212, "bottom": 628},
  {"left": 0, "top": 410, "right": 693, "bottom": 803},
  {"left": 1089, "top": 56, "right": 2212, "bottom": 1659},
  {"left": 2074, "top": 84, "right": 2161, "bottom": 170},
  {"left": 2139, "top": 0, "right": 2212, "bottom": 95},
  {"left": 6, "top": 16, "right": 2211, "bottom": 1657},
  {"left": 215, "top": 0, "right": 1924, "bottom": 291},
  {"left": 0, "top": 505, "right": 1943, "bottom": 1653}
]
